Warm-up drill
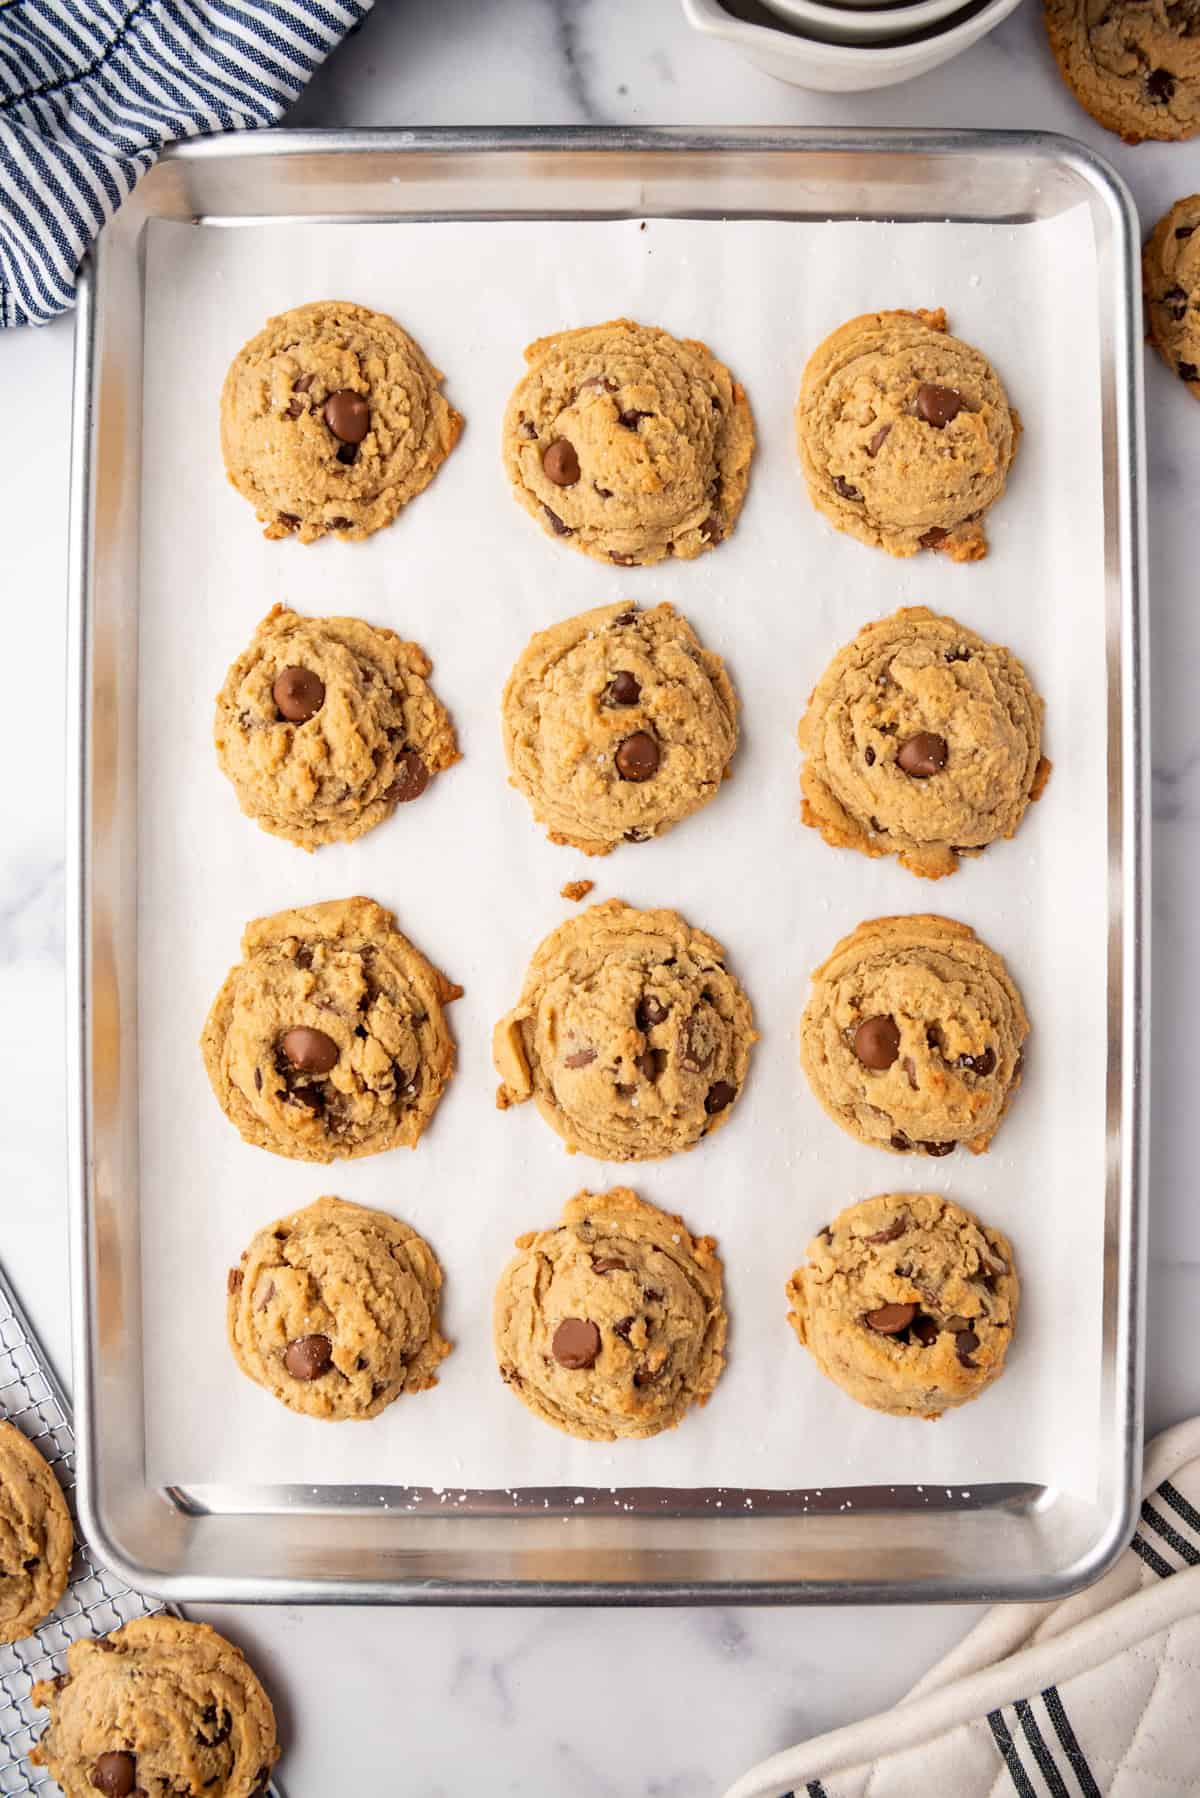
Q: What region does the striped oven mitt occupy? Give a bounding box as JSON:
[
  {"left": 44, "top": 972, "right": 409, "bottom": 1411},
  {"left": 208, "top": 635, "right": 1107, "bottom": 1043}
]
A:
[
  {"left": 725, "top": 1418, "right": 1200, "bottom": 1798},
  {"left": 0, "top": 0, "right": 372, "bottom": 327}
]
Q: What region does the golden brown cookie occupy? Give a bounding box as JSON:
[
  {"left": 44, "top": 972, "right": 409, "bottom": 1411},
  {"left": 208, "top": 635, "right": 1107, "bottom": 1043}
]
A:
[
  {"left": 494, "top": 1188, "right": 726, "bottom": 1441},
  {"left": 501, "top": 601, "right": 738, "bottom": 856},
  {"left": 227, "top": 1197, "right": 450, "bottom": 1421},
  {"left": 800, "top": 915, "right": 1028, "bottom": 1158},
  {"left": 494, "top": 899, "right": 757, "bottom": 1162},
  {"left": 0, "top": 1420, "right": 72, "bottom": 1644},
  {"left": 31, "top": 1615, "right": 279, "bottom": 1798},
  {"left": 215, "top": 605, "right": 459, "bottom": 850},
  {"left": 501, "top": 317, "right": 755, "bottom": 565},
  {"left": 201, "top": 897, "right": 460, "bottom": 1164},
  {"left": 220, "top": 298, "right": 461, "bottom": 544},
  {"left": 786, "top": 1193, "right": 1019, "bottom": 1419},
  {"left": 795, "top": 308, "right": 1019, "bottom": 562},
  {"left": 1144, "top": 195, "right": 1200, "bottom": 390},
  {"left": 1045, "top": 0, "right": 1200, "bottom": 143},
  {"left": 798, "top": 607, "right": 1050, "bottom": 880}
]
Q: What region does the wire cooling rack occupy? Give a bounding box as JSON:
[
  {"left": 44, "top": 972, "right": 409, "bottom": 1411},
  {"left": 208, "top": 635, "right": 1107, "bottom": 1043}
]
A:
[{"left": 0, "top": 1263, "right": 282, "bottom": 1796}]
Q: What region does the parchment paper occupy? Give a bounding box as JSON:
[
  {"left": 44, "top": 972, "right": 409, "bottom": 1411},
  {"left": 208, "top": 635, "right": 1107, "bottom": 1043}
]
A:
[{"left": 139, "top": 211, "right": 1107, "bottom": 1500}]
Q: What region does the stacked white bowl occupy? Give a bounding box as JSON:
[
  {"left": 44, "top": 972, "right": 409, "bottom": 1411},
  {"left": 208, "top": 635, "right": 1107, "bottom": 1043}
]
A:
[{"left": 681, "top": 0, "right": 1025, "bottom": 92}]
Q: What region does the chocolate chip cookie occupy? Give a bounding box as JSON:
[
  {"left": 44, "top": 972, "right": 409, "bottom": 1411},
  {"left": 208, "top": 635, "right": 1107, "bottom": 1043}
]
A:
[
  {"left": 0, "top": 1420, "right": 72, "bottom": 1644},
  {"left": 495, "top": 1188, "right": 726, "bottom": 1441},
  {"left": 1045, "top": 0, "right": 1200, "bottom": 143},
  {"left": 215, "top": 605, "right": 459, "bottom": 850},
  {"left": 228, "top": 1197, "right": 449, "bottom": 1421},
  {"left": 1144, "top": 195, "right": 1200, "bottom": 390},
  {"left": 501, "top": 600, "right": 738, "bottom": 856},
  {"left": 31, "top": 1615, "right": 280, "bottom": 1798},
  {"left": 786, "top": 1193, "right": 1019, "bottom": 1419},
  {"left": 494, "top": 899, "right": 756, "bottom": 1161},
  {"left": 220, "top": 299, "right": 462, "bottom": 544},
  {"left": 798, "top": 607, "right": 1050, "bottom": 880},
  {"left": 795, "top": 308, "right": 1019, "bottom": 562},
  {"left": 800, "top": 915, "right": 1028, "bottom": 1157},
  {"left": 501, "top": 317, "right": 755, "bottom": 565},
  {"left": 201, "top": 897, "right": 460, "bottom": 1164}
]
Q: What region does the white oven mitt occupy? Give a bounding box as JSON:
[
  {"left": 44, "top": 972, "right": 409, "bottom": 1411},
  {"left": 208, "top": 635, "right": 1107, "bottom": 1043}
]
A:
[{"left": 725, "top": 1418, "right": 1200, "bottom": 1798}]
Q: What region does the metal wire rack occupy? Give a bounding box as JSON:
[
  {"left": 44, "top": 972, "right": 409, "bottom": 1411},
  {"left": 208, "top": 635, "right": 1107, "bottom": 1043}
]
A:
[{"left": 0, "top": 1263, "right": 282, "bottom": 1796}]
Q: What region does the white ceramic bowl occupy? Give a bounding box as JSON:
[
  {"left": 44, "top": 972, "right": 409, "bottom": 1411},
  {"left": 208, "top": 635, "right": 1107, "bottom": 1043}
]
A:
[
  {"left": 680, "top": 0, "right": 1024, "bottom": 92},
  {"left": 759, "top": 0, "right": 968, "bottom": 42}
]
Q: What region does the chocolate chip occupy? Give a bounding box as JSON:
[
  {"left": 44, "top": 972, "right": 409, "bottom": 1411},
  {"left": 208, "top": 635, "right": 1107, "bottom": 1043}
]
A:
[
  {"left": 864, "top": 745, "right": 876, "bottom": 765},
  {"left": 679, "top": 1014, "right": 714, "bottom": 1074},
  {"left": 323, "top": 388, "right": 369, "bottom": 444},
  {"left": 284, "top": 1334, "right": 332, "bottom": 1381},
  {"left": 542, "top": 439, "right": 580, "bottom": 486},
  {"left": 699, "top": 514, "right": 721, "bottom": 543},
  {"left": 197, "top": 1704, "right": 232, "bottom": 1747},
  {"left": 891, "top": 1132, "right": 912, "bottom": 1151},
  {"left": 22, "top": 1556, "right": 38, "bottom": 1570},
  {"left": 285, "top": 396, "right": 305, "bottom": 419},
  {"left": 254, "top": 1068, "right": 263, "bottom": 1091},
  {"left": 520, "top": 420, "right": 537, "bottom": 440},
  {"left": 1178, "top": 361, "right": 1200, "bottom": 382},
  {"left": 897, "top": 732, "right": 948, "bottom": 778},
  {"left": 636, "top": 994, "right": 669, "bottom": 1030},
  {"left": 957, "top": 1047, "right": 996, "bottom": 1076},
  {"left": 281, "top": 1026, "right": 338, "bottom": 1074},
  {"left": 911, "top": 1314, "right": 939, "bottom": 1346},
  {"left": 91, "top": 1753, "right": 136, "bottom": 1796},
  {"left": 902, "top": 1056, "right": 919, "bottom": 1091},
  {"left": 602, "top": 670, "right": 641, "bottom": 707},
  {"left": 329, "top": 516, "right": 353, "bottom": 530},
  {"left": 564, "top": 1047, "right": 597, "bottom": 1069},
  {"left": 919, "top": 526, "right": 948, "bottom": 548},
  {"left": 611, "top": 610, "right": 637, "bottom": 627},
  {"left": 853, "top": 1015, "right": 900, "bottom": 1070},
  {"left": 336, "top": 442, "right": 359, "bottom": 466},
  {"left": 915, "top": 383, "right": 963, "bottom": 428},
  {"left": 618, "top": 409, "right": 649, "bottom": 428},
  {"left": 277, "top": 513, "right": 300, "bottom": 531},
  {"left": 705, "top": 1080, "right": 736, "bottom": 1115},
  {"left": 956, "top": 1329, "right": 981, "bottom": 1366},
  {"left": 866, "top": 1217, "right": 906, "bottom": 1244},
  {"left": 552, "top": 1317, "right": 601, "bottom": 1369},
  {"left": 1176, "top": 225, "right": 1195, "bottom": 239},
  {"left": 543, "top": 504, "right": 572, "bottom": 536},
  {"left": 624, "top": 828, "right": 649, "bottom": 843},
  {"left": 579, "top": 375, "right": 617, "bottom": 395},
  {"left": 945, "top": 646, "right": 971, "bottom": 663},
  {"left": 613, "top": 1315, "right": 636, "bottom": 1340},
  {"left": 594, "top": 483, "right": 613, "bottom": 498},
  {"left": 865, "top": 1302, "right": 917, "bottom": 1335},
  {"left": 615, "top": 731, "right": 659, "bottom": 782},
  {"left": 833, "top": 475, "right": 861, "bottom": 501},
  {"left": 615, "top": 1083, "right": 637, "bottom": 1098},
  {"left": 866, "top": 424, "right": 891, "bottom": 457},
  {"left": 636, "top": 1048, "right": 666, "bottom": 1081},
  {"left": 294, "top": 373, "right": 314, "bottom": 394},
  {"left": 921, "top": 1140, "right": 955, "bottom": 1157},
  {"left": 593, "top": 1258, "right": 628, "bottom": 1274},
  {"left": 386, "top": 749, "right": 429, "bottom": 804},
  {"left": 273, "top": 665, "right": 325, "bottom": 722},
  {"left": 1146, "top": 67, "right": 1175, "bottom": 102},
  {"left": 227, "top": 1268, "right": 243, "bottom": 1295}
]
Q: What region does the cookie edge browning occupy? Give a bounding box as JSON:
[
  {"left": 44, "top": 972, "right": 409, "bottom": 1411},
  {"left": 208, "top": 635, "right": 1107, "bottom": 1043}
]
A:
[
  {"left": 492, "top": 897, "right": 758, "bottom": 1159},
  {"left": 227, "top": 1195, "right": 451, "bottom": 1421},
  {"left": 200, "top": 895, "right": 462, "bottom": 1165},
  {"left": 785, "top": 1192, "right": 1020, "bottom": 1420},
  {"left": 215, "top": 604, "right": 462, "bottom": 851},
  {"left": 794, "top": 308, "right": 1019, "bottom": 563},
  {"left": 501, "top": 316, "right": 756, "bottom": 565},
  {"left": 219, "top": 298, "right": 464, "bottom": 545},
  {"left": 799, "top": 913, "right": 1030, "bottom": 1156},
  {"left": 500, "top": 599, "right": 740, "bottom": 857},
  {"left": 1143, "top": 197, "right": 1200, "bottom": 392},
  {"left": 0, "top": 1420, "right": 73, "bottom": 1646},
  {"left": 796, "top": 606, "right": 1052, "bottom": 881},
  {"left": 30, "top": 1614, "right": 281, "bottom": 1791},
  {"left": 493, "top": 1186, "right": 727, "bottom": 1441}
]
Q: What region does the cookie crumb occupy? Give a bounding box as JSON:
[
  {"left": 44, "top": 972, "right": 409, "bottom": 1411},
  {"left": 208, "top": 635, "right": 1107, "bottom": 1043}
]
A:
[{"left": 561, "top": 879, "right": 595, "bottom": 903}]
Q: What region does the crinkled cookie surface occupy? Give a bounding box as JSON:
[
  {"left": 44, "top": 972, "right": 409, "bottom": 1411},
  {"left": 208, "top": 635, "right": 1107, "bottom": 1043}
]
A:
[
  {"left": 502, "top": 600, "right": 738, "bottom": 855},
  {"left": 220, "top": 298, "right": 461, "bottom": 544},
  {"left": 786, "top": 1192, "right": 1019, "bottom": 1418},
  {"left": 1045, "top": 0, "right": 1200, "bottom": 143},
  {"left": 798, "top": 606, "right": 1049, "bottom": 880},
  {"left": 495, "top": 1188, "right": 726, "bottom": 1441},
  {"left": 1144, "top": 193, "right": 1200, "bottom": 390},
  {"left": 795, "top": 308, "right": 1019, "bottom": 561},
  {"left": 0, "top": 1420, "right": 72, "bottom": 1644},
  {"left": 502, "top": 317, "right": 755, "bottom": 565},
  {"left": 494, "top": 899, "right": 756, "bottom": 1162}
]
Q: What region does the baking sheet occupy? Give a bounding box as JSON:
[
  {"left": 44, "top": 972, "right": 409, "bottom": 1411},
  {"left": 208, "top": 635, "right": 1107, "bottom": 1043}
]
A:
[{"left": 138, "top": 212, "right": 1106, "bottom": 1501}]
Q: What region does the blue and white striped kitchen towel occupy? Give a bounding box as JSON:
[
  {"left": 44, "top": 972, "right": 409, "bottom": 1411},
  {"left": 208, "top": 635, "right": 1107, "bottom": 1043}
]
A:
[{"left": 0, "top": 0, "right": 372, "bottom": 328}]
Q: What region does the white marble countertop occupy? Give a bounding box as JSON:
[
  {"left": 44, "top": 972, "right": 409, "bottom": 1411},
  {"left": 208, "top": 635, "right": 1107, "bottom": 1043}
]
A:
[{"left": 2, "top": 2, "right": 1198, "bottom": 1792}]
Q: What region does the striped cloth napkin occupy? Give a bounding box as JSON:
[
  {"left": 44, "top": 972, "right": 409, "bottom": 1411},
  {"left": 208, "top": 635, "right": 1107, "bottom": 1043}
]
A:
[
  {"left": 725, "top": 1417, "right": 1200, "bottom": 1798},
  {"left": 0, "top": 0, "right": 372, "bottom": 328}
]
